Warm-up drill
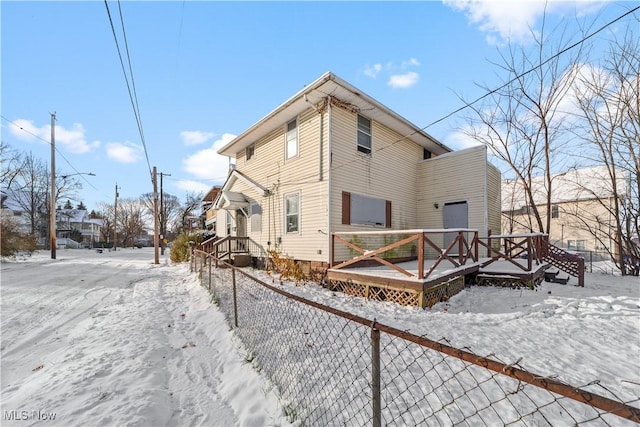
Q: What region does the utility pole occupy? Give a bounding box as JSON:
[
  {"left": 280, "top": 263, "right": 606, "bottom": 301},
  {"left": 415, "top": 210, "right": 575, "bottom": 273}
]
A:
[
  {"left": 50, "top": 112, "right": 57, "bottom": 259},
  {"left": 159, "top": 172, "right": 171, "bottom": 255},
  {"left": 113, "top": 183, "right": 119, "bottom": 250},
  {"left": 153, "top": 167, "right": 159, "bottom": 264}
]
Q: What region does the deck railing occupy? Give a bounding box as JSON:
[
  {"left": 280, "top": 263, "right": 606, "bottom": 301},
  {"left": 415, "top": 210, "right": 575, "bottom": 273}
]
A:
[
  {"left": 198, "top": 235, "right": 265, "bottom": 264},
  {"left": 478, "top": 232, "right": 549, "bottom": 272},
  {"left": 330, "top": 228, "right": 479, "bottom": 280}
]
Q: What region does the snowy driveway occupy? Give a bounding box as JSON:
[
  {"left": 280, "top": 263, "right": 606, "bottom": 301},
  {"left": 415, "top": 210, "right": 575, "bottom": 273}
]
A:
[{"left": 1, "top": 249, "right": 288, "bottom": 427}]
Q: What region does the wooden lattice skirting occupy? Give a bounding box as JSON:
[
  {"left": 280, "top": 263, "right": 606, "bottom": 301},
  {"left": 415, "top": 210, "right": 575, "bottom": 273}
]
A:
[{"left": 326, "top": 275, "right": 465, "bottom": 308}]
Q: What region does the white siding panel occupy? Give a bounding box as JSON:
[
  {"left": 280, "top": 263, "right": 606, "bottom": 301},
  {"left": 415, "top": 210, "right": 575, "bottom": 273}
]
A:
[
  {"left": 328, "top": 106, "right": 423, "bottom": 261},
  {"left": 416, "top": 146, "right": 490, "bottom": 256},
  {"left": 487, "top": 163, "right": 502, "bottom": 236},
  {"left": 329, "top": 106, "right": 421, "bottom": 232},
  {"left": 232, "top": 107, "right": 329, "bottom": 262}
]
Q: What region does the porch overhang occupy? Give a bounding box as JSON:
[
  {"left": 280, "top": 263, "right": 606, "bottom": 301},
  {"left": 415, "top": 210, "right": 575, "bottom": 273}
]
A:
[{"left": 215, "top": 191, "right": 250, "bottom": 211}]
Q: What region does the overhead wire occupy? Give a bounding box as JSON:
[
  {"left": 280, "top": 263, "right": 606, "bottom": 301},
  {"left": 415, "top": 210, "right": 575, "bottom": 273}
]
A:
[
  {"left": 1, "top": 115, "right": 101, "bottom": 192},
  {"left": 325, "top": 4, "right": 640, "bottom": 176},
  {"left": 104, "top": 0, "right": 153, "bottom": 179},
  {"left": 217, "top": 4, "right": 639, "bottom": 193}
]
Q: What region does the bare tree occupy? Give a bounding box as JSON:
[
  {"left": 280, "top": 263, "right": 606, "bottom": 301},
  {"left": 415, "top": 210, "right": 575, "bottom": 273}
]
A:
[
  {"left": 141, "top": 191, "right": 181, "bottom": 251},
  {"left": 571, "top": 21, "right": 640, "bottom": 275},
  {"left": 0, "top": 142, "right": 21, "bottom": 189},
  {"left": 116, "top": 198, "right": 148, "bottom": 247},
  {"left": 461, "top": 11, "right": 586, "bottom": 234},
  {"left": 96, "top": 202, "right": 114, "bottom": 244},
  {"left": 173, "top": 192, "right": 203, "bottom": 234},
  {"left": 9, "top": 152, "right": 50, "bottom": 236}
]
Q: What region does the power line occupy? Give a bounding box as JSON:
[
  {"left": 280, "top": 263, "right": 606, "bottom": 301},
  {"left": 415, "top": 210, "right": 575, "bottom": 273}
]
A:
[
  {"left": 211, "top": 5, "right": 639, "bottom": 193},
  {"left": 1, "top": 115, "right": 99, "bottom": 192},
  {"left": 328, "top": 4, "right": 640, "bottom": 174},
  {"left": 104, "top": 0, "right": 153, "bottom": 178}
]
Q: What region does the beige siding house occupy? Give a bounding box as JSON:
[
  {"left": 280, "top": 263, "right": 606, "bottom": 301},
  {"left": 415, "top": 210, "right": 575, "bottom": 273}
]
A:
[
  {"left": 210, "top": 72, "right": 500, "bottom": 265},
  {"left": 502, "top": 166, "right": 625, "bottom": 257}
]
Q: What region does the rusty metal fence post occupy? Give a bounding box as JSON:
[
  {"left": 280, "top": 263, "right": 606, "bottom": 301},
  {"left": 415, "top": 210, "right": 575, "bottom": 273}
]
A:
[
  {"left": 232, "top": 267, "right": 238, "bottom": 327},
  {"left": 208, "top": 255, "right": 212, "bottom": 291},
  {"left": 371, "top": 320, "right": 381, "bottom": 427}
]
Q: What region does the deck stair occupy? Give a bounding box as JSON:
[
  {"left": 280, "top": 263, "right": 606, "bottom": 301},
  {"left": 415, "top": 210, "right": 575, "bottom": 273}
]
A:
[{"left": 542, "top": 243, "right": 585, "bottom": 287}]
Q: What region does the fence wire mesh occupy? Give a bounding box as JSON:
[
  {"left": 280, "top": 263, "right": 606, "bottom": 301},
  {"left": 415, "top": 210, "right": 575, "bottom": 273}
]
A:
[{"left": 193, "top": 252, "right": 640, "bottom": 426}]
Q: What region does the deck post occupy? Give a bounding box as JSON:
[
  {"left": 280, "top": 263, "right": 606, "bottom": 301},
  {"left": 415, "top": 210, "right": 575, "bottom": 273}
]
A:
[
  {"left": 527, "top": 236, "right": 532, "bottom": 271},
  {"left": 418, "top": 232, "right": 424, "bottom": 279},
  {"left": 458, "top": 231, "right": 464, "bottom": 265},
  {"left": 473, "top": 231, "right": 479, "bottom": 261},
  {"left": 329, "top": 233, "right": 334, "bottom": 268},
  {"left": 208, "top": 255, "right": 212, "bottom": 291},
  {"left": 371, "top": 322, "right": 381, "bottom": 427}
]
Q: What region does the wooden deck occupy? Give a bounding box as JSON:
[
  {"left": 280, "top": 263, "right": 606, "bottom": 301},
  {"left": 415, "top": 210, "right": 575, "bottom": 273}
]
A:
[{"left": 328, "top": 230, "right": 552, "bottom": 308}]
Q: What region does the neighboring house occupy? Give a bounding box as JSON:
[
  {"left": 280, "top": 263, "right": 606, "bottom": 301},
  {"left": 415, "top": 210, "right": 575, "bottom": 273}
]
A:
[
  {"left": 201, "top": 186, "right": 221, "bottom": 233},
  {"left": 502, "top": 166, "right": 626, "bottom": 257},
  {"left": 56, "top": 209, "right": 104, "bottom": 248},
  {"left": 209, "top": 72, "right": 501, "bottom": 266},
  {"left": 0, "top": 189, "right": 35, "bottom": 234}
]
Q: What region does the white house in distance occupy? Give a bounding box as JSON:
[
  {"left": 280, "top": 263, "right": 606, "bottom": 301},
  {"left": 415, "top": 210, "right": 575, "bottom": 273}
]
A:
[
  {"left": 208, "top": 71, "right": 501, "bottom": 268},
  {"left": 56, "top": 209, "right": 103, "bottom": 248}
]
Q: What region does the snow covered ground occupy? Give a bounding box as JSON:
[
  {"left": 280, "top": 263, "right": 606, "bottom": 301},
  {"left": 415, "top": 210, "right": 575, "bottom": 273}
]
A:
[
  {"left": 1, "top": 248, "right": 638, "bottom": 426},
  {"left": 1, "top": 248, "right": 291, "bottom": 427}
]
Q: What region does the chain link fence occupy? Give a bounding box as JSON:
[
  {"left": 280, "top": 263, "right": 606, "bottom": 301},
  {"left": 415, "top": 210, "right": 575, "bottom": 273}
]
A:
[{"left": 192, "top": 251, "right": 640, "bottom": 426}]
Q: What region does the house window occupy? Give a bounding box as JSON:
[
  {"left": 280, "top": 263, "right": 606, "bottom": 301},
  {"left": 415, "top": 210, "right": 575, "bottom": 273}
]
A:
[
  {"left": 284, "top": 193, "right": 300, "bottom": 233},
  {"left": 423, "top": 148, "right": 432, "bottom": 159},
  {"left": 250, "top": 203, "right": 261, "bottom": 232},
  {"left": 286, "top": 119, "right": 298, "bottom": 159},
  {"left": 357, "top": 114, "right": 372, "bottom": 155},
  {"left": 246, "top": 144, "right": 255, "bottom": 161},
  {"left": 342, "top": 192, "right": 391, "bottom": 228},
  {"left": 226, "top": 210, "right": 232, "bottom": 235},
  {"left": 551, "top": 204, "right": 559, "bottom": 218},
  {"left": 567, "top": 240, "right": 586, "bottom": 251}
]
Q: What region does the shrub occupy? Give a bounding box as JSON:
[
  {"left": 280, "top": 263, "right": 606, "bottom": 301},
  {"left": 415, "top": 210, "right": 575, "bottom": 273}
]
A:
[
  {"left": 170, "top": 232, "right": 203, "bottom": 263},
  {"left": 1, "top": 216, "right": 37, "bottom": 258},
  {"left": 267, "top": 249, "right": 306, "bottom": 285}
]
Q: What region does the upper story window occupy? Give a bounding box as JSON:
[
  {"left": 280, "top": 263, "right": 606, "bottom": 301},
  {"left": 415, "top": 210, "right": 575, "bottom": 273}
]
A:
[
  {"left": 246, "top": 144, "right": 255, "bottom": 161},
  {"left": 286, "top": 119, "right": 298, "bottom": 159},
  {"left": 357, "top": 114, "right": 372, "bottom": 155},
  {"left": 423, "top": 148, "right": 432, "bottom": 160},
  {"left": 551, "top": 204, "right": 559, "bottom": 218},
  {"left": 285, "top": 192, "right": 300, "bottom": 233}
]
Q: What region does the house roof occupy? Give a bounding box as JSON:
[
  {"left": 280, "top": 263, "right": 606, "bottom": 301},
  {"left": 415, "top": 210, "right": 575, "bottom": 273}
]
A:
[
  {"left": 202, "top": 186, "right": 221, "bottom": 203},
  {"left": 502, "top": 166, "right": 627, "bottom": 211},
  {"left": 56, "top": 209, "right": 88, "bottom": 222},
  {"left": 216, "top": 191, "right": 249, "bottom": 211},
  {"left": 217, "top": 71, "right": 451, "bottom": 157},
  {"left": 212, "top": 168, "right": 270, "bottom": 210}
]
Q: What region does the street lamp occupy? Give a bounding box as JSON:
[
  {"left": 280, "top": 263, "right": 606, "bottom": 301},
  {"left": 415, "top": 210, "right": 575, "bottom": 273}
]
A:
[{"left": 61, "top": 172, "right": 96, "bottom": 179}]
